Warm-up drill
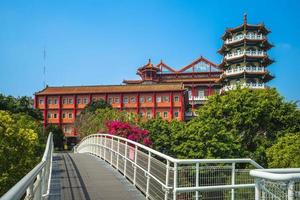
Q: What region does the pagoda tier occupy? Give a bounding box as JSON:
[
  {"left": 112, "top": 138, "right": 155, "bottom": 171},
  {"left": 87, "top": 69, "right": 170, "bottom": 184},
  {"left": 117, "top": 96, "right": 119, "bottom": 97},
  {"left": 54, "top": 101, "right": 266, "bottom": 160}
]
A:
[
  {"left": 219, "top": 53, "right": 274, "bottom": 68},
  {"left": 218, "top": 38, "right": 274, "bottom": 54},
  {"left": 218, "top": 15, "right": 274, "bottom": 91},
  {"left": 220, "top": 70, "right": 274, "bottom": 82}
]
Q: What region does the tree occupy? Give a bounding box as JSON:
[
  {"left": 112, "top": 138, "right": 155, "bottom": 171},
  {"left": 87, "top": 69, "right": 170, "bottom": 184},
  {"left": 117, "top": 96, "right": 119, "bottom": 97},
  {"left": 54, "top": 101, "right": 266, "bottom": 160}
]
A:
[
  {"left": 266, "top": 133, "right": 300, "bottom": 168},
  {"left": 106, "top": 121, "right": 151, "bottom": 146},
  {"left": 46, "top": 125, "right": 64, "bottom": 150},
  {"left": 0, "top": 94, "right": 42, "bottom": 120},
  {"left": 173, "top": 88, "right": 300, "bottom": 166},
  {"left": 83, "top": 99, "right": 112, "bottom": 113},
  {"left": 75, "top": 108, "right": 139, "bottom": 138},
  {"left": 0, "top": 111, "right": 43, "bottom": 195},
  {"left": 140, "top": 117, "right": 185, "bottom": 156}
]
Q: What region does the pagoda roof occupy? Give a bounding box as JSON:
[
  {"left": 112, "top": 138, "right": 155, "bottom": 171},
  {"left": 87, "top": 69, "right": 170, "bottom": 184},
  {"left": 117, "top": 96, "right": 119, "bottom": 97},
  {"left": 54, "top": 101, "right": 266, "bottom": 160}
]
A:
[
  {"left": 220, "top": 71, "right": 274, "bottom": 81},
  {"left": 221, "top": 15, "right": 270, "bottom": 40},
  {"left": 137, "top": 59, "right": 160, "bottom": 72},
  {"left": 35, "top": 84, "right": 185, "bottom": 95}
]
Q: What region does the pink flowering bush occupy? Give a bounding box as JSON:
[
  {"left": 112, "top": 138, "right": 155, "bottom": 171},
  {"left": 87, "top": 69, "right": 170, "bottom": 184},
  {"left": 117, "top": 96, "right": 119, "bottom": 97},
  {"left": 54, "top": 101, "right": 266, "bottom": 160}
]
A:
[{"left": 106, "top": 120, "right": 152, "bottom": 146}]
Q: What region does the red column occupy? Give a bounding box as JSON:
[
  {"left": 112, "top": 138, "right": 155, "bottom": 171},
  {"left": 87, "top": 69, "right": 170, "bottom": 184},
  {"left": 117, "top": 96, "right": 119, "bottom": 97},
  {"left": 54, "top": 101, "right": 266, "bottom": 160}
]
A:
[
  {"left": 89, "top": 94, "right": 92, "bottom": 104},
  {"left": 34, "top": 95, "right": 37, "bottom": 109},
  {"left": 208, "top": 84, "right": 212, "bottom": 96},
  {"left": 58, "top": 95, "right": 62, "bottom": 126},
  {"left": 44, "top": 96, "right": 48, "bottom": 128},
  {"left": 105, "top": 93, "right": 108, "bottom": 102},
  {"left": 152, "top": 92, "right": 156, "bottom": 118},
  {"left": 136, "top": 93, "right": 140, "bottom": 114},
  {"left": 120, "top": 93, "right": 123, "bottom": 110},
  {"left": 169, "top": 92, "right": 173, "bottom": 120},
  {"left": 73, "top": 95, "right": 77, "bottom": 119},
  {"left": 180, "top": 91, "right": 184, "bottom": 121},
  {"left": 191, "top": 85, "right": 195, "bottom": 110}
]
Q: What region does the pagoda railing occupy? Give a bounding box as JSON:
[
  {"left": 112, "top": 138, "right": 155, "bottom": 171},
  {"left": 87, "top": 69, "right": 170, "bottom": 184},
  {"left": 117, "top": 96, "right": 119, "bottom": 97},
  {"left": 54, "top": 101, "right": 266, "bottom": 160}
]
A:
[
  {"left": 250, "top": 169, "right": 300, "bottom": 200},
  {"left": 224, "top": 66, "right": 265, "bottom": 75},
  {"left": 221, "top": 82, "right": 266, "bottom": 92},
  {"left": 225, "top": 34, "right": 264, "bottom": 44},
  {"left": 225, "top": 50, "right": 266, "bottom": 60},
  {"left": 1, "top": 133, "right": 53, "bottom": 200},
  {"left": 75, "top": 133, "right": 263, "bottom": 200}
]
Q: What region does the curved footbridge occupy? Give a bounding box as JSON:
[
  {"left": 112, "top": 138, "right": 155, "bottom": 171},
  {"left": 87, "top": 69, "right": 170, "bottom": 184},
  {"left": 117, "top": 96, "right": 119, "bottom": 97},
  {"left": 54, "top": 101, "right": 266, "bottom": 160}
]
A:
[
  {"left": 49, "top": 153, "right": 145, "bottom": 200},
  {"left": 2, "top": 133, "right": 300, "bottom": 200}
]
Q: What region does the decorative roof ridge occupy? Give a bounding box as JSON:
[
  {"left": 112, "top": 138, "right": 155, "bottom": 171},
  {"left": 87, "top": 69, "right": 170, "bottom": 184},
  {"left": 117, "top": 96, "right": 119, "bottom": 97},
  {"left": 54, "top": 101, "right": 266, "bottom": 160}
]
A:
[
  {"left": 178, "top": 56, "right": 219, "bottom": 72},
  {"left": 156, "top": 60, "right": 177, "bottom": 73}
]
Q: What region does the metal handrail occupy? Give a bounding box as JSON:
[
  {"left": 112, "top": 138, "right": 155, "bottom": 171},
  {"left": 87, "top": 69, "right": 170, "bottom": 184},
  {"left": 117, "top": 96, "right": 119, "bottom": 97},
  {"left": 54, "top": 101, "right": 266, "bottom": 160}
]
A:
[
  {"left": 1, "top": 133, "right": 53, "bottom": 200},
  {"left": 250, "top": 168, "right": 300, "bottom": 181},
  {"left": 75, "top": 133, "right": 263, "bottom": 200}
]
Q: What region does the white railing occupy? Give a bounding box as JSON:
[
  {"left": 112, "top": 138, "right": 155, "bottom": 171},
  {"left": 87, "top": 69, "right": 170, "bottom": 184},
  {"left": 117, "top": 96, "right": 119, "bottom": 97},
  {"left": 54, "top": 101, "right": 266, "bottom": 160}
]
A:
[
  {"left": 224, "top": 66, "right": 265, "bottom": 75},
  {"left": 75, "top": 134, "right": 263, "bottom": 200},
  {"left": 221, "top": 83, "right": 266, "bottom": 92},
  {"left": 225, "top": 50, "right": 266, "bottom": 60},
  {"left": 225, "top": 34, "right": 264, "bottom": 44},
  {"left": 1, "top": 133, "right": 53, "bottom": 200},
  {"left": 250, "top": 168, "right": 300, "bottom": 200},
  {"left": 188, "top": 96, "right": 207, "bottom": 101}
]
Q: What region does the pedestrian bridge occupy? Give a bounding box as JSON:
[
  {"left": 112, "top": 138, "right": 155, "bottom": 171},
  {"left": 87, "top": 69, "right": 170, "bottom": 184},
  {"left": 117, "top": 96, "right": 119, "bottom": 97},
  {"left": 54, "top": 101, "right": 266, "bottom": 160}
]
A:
[{"left": 1, "top": 133, "right": 300, "bottom": 200}]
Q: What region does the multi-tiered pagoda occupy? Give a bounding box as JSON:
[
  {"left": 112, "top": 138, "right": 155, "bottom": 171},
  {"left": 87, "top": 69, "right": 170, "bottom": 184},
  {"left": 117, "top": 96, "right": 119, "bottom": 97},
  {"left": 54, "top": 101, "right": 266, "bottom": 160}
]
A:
[{"left": 218, "top": 15, "right": 274, "bottom": 91}]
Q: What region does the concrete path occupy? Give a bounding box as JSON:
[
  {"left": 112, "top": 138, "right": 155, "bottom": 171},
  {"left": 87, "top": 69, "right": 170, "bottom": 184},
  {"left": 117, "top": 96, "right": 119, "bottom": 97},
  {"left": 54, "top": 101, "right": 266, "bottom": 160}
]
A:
[{"left": 49, "top": 153, "right": 145, "bottom": 200}]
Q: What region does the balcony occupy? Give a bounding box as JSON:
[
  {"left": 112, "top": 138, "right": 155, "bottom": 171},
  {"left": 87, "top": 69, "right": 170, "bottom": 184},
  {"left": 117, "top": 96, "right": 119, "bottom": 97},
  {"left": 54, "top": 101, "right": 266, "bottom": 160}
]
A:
[
  {"left": 224, "top": 66, "right": 265, "bottom": 75},
  {"left": 221, "top": 82, "right": 266, "bottom": 92},
  {"left": 225, "top": 34, "right": 264, "bottom": 44},
  {"left": 188, "top": 96, "right": 207, "bottom": 101},
  {"left": 225, "top": 50, "right": 266, "bottom": 60}
]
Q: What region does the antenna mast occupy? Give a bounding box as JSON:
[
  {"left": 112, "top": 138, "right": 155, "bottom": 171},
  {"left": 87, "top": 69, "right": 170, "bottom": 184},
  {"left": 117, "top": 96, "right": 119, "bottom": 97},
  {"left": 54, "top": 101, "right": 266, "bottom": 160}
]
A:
[{"left": 43, "top": 47, "right": 46, "bottom": 88}]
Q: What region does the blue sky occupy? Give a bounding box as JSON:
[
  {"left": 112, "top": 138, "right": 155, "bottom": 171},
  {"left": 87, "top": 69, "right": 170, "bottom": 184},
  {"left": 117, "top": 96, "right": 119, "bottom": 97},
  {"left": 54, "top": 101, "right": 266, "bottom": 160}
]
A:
[{"left": 0, "top": 0, "right": 299, "bottom": 101}]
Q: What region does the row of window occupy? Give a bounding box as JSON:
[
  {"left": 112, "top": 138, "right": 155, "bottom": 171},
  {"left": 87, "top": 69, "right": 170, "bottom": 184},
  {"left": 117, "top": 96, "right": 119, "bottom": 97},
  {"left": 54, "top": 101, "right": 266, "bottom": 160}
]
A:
[
  {"left": 47, "top": 111, "right": 179, "bottom": 119},
  {"left": 140, "top": 111, "right": 179, "bottom": 119},
  {"left": 109, "top": 96, "right": 180, "bottom": 104},
  {"left": 40, "top": 95, "right": 180, "bottom": 105},
  {"left": 47, "top": 112, "right": 75, "bottom": 119}
]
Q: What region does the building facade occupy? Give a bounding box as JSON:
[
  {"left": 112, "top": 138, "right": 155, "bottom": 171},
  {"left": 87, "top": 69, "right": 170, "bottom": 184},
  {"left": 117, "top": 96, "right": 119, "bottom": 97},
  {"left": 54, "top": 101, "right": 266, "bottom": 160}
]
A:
[
  {"left": 35, "top": 84, "right": 186, "bottom": 137},
  {"left": 124, "top": 57, "right": 222, "bottom": 116},
  {"left": 34, "top": 16, "right": 274, "bottom": 138}
]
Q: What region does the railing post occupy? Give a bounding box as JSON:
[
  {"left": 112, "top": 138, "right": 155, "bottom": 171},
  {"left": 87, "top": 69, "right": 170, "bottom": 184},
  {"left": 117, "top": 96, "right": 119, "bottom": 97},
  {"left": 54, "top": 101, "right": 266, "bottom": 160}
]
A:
[
  {"left": 165, "top": 160, "right": 170, "bottom": 200},
  {"left": 195, "top": 162, "right": 199, "bottom": 200},
  {"left": 104, "top": 135, "right": 107, "bottom": 160},
  {"left": 146, "top": 152, "right": 151, "bottom": 199},
  {"left": 117, "top": 139, "right": 120, "bottom": 169},
  {"left": 25, "top": 183, "right": 34, "bottom": 200},
  {"left": 110, "top": 137, "right": 113, "bottom": 165},
  {"left": 124, "top": 141, "right": 128, "bottom": 177},
  {"left": 100, "top": 135, "right": 103, "bottom": 158},
  {"left": 231, "top": 162, "right": 235, "bottom": 200},
  {"left": 288, "top": 181, "right": 295, "bottom": 200},
  {"left": 133, "top": 145, "right": 138, "bottom": 185},
  {"left": 255, "top": 179, "right": 260, "bottom": 200},
  {"left": 173, "top": 162, "right": 178, "bottom": 200}
]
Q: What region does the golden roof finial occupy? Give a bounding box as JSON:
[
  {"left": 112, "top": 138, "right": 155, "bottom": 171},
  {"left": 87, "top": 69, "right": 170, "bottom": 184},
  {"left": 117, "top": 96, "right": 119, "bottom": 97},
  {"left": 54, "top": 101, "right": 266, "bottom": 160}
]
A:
[{"left": 148, "top": 58, "right": 151, "bottom": 64}]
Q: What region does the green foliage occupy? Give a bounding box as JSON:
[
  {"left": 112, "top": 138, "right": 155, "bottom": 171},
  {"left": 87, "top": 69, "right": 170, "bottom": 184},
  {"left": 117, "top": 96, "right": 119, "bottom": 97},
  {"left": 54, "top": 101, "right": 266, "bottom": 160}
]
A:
[
  {"left": 46, "top": 125, "right": 64, "bottom": 150},
  {"left": 83, "top": 99, "right": 112, "bottom": 113},
  {"left": 0, "top": 94, "right": 42, "bottom": 120},
  {"left": 266, "top": 133, "right": 300, "bottom": 168},
  {"left": 140, "top": 117, "right": 185, "bottom": 157},
  {"left": 0, "top": 111, "right": 43, "bottom": 195},
  {"left": 173, "top": 88, "right": 300, "bottom": 166},
  {"left": 75, "top": 108, "right": 139, "bottom": 138}
]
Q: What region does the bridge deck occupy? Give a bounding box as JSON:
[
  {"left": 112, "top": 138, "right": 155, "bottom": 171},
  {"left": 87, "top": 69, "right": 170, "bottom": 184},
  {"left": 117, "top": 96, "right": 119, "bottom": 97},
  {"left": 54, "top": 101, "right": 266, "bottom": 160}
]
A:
[{"left": 49, "top": 153, "right": 145, "bottom": 200}]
